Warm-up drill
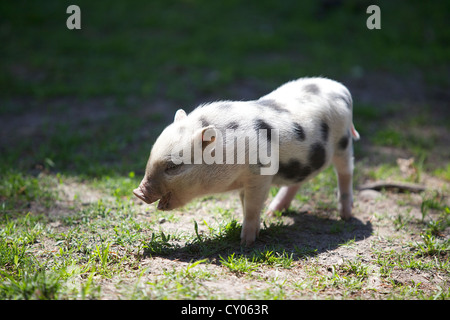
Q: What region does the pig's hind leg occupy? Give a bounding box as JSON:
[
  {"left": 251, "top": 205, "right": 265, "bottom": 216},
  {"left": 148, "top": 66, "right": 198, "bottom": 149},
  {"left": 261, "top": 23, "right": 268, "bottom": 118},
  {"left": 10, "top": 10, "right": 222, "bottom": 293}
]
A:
[
  {"left": 332, "top": 143, "right": 355, "bottom": 220},
  {"left": 267, "top": 185, "right": 300, "bottom": 216}
]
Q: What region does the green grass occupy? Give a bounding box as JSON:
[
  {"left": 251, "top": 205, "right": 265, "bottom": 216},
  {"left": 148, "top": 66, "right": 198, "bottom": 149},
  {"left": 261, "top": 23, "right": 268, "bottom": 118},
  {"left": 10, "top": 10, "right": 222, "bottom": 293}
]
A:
[
  {"left": 219, "top": 247, "right": 294, "bottom": 275},
  {"left": 372, "top": 127, "right": 436, "bottom": 158},
  {"left": 434, "top": 164, "right": 450, "bottom": 182},
  {"left": 219, "top": 253, "right": 259, "bottom": 275},
  {"left": 1, "top": 1, "right": 449, "bottom": 101},
  {"left": 1, "top": 171, "right": 449, "bottom": 299}
]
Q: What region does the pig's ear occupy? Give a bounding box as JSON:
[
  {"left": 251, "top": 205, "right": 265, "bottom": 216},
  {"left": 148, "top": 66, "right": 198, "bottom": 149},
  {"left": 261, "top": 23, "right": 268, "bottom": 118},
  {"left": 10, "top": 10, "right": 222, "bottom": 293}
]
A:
[
  {"left": 193, "top": 125, "right": 217, "bottom": 150},
  {"left": 174, "top": 109, "right": 187, "bottom": 122}
]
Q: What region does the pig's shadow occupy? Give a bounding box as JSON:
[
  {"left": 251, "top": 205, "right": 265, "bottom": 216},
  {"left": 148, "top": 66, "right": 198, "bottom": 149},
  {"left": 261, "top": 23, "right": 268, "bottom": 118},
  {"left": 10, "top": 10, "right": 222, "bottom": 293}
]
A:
[{"left": 143, "top": 210, "right": 373, "bottom": 263}]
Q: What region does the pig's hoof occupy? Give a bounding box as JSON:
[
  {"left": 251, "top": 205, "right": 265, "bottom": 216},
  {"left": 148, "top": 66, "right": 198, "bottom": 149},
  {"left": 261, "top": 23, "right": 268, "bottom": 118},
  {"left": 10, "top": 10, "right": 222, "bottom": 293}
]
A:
[
  {"left": 241, "top": 237, "right": 256, "bottom": 247},
  {"left": 240, "top": 227, "right": 259, "bottom": 247},
  {"left": 240, "top": 238, "right": 256, "bottom": 247},
  {"left": 339, "top": 198, "right": 354, "bottom": 220},
  {"left": 266, "top": 210, "right": 275, "bottom": 217},
  {"left": 240, "top": 232, "right": 257, "bottom": 247},
  {"left": 339, "top": 207, "right": 353, "bottom": 220},
  {"left": 266, "top": 210, "right": 283, "bottom": 217}
]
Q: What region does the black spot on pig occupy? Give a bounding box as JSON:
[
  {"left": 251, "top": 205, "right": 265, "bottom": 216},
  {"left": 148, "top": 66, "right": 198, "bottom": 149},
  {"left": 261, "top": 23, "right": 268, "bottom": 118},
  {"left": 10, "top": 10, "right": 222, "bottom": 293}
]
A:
[
  {"left": 258, "top": 99, "right": 290, "bottom": 114},
  {"left": 292, "top": 122, "right": 306, "bottom": 141},
  {"left": 309, "top": 143, "right": 326, "bottom": 170},
  {"left": 304, "top": 83, "right": 320, "bottom": 95},
  {"left": 218, "top": 102, "right": 233, "bottom": 110},
  {"left": 320, "top": 121, "right": 329, "bottom": 142},
  {"left": 338, "top": 132, "right": 350, "bottom": 150},
  {"left": 200, "top": 101, "right": 232, "bottom": 110},
  {"left": 226, "top": 121, "right": 239, "bottom": 130},
  {"left": 200, "top": 117, "right": 209, "bottom": 127},
  {"left": 254, "top": 119, "right": 273, "bottom": 141},
  {"left": 278, "top": 159, "right": 312, "bottom": 182},
  {"left": 223, "top": 122, "right": 240, "bottom": 147},
  {"left": 330, "top": 92, "right": 352, "bottom": 109}
]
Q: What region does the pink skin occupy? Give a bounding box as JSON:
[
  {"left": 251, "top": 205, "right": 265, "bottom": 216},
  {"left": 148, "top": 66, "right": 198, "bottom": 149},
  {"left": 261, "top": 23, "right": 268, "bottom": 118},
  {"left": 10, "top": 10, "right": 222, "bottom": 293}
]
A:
[
  {"left": 266, "top": 185, "right": 300, "bottom": 216},
  {"left": 133, "top": 183, "right": 173, "bottom": 211},
  {"left": 133, "top": 185, "right": 158, "bottom": 204}
]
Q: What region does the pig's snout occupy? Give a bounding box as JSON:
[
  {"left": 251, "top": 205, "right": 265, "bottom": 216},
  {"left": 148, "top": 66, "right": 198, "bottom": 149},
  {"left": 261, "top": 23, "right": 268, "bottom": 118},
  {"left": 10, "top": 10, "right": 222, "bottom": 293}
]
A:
[
  {"left": 133, "top": 183, "right": 160, "bottom": 204},
  {"left": 133, "top": 187, "right": 150, "bottom": 203}
]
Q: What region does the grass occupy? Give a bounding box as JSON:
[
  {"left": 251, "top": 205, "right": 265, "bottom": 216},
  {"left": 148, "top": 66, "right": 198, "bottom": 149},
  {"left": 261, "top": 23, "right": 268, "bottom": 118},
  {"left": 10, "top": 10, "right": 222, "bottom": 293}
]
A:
[
  {"left": 434, "top": 164, "right": 450, "bottom": 182},
  {"left": 1, "top": 170, "right": 448, "bottom": 299},
  {"left": 1, "top": 1, "right": 449, "bottom": 300},
  {"left": 219, "top": 247, "right": 294, "bottom": 275},
  {"left": 372, "top": 127, "right": 436, "bottom": 159},
  {"left": 2, "top": 1, "right": 449, "bottom": 103},
  {"left": 219, "top": 253, "right": 259, "bottom": 275}
]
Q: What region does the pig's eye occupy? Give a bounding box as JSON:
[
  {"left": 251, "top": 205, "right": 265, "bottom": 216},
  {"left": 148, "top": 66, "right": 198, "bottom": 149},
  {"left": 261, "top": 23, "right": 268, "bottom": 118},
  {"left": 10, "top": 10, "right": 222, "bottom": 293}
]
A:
[{"left": 165, "top": 162, "right": 183, "bottom": 174}]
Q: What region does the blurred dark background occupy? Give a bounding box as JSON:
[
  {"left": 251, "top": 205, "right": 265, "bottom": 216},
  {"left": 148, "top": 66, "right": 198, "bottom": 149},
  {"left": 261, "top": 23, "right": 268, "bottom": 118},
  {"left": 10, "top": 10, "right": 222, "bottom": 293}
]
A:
[{"left": 1, "top": 0, "right": 449, "bottom": 177}]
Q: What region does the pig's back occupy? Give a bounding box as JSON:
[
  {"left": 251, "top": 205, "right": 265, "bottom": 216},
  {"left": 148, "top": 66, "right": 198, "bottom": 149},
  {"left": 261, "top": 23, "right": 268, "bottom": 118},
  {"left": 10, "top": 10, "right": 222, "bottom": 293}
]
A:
[
  {"left": 191, "top": 77, "right": 352, "bottom": 127},
  {"left": 187, "top": 77, "right": 354, "bottom": 185}
]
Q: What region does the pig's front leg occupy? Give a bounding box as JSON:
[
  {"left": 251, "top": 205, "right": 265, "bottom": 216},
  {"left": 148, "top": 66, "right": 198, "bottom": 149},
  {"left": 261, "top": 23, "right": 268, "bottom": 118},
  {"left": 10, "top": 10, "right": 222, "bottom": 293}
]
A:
[{"left": 240, "top": 179, "right": 272, "bottom": 246}]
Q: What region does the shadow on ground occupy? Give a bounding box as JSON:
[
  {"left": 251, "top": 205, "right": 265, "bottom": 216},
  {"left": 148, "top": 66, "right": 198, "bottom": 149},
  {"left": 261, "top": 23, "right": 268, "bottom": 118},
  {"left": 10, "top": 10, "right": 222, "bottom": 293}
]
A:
[{"left": 143, "top": 209, "right": 373, "bottom": 263}]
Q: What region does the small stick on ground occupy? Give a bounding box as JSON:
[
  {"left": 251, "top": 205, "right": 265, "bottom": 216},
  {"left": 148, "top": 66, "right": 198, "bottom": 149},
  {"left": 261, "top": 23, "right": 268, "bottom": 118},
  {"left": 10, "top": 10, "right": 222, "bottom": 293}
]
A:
[{"left": 358, "top": 181, "right": 426, "bottom": 193}]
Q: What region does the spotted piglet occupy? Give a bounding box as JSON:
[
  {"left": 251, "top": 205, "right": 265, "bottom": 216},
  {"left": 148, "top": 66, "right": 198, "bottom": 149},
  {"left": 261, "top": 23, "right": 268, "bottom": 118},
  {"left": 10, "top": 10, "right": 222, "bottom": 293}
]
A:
[{"left": 133, "top": 77, "right": 360, "bottom": 246}]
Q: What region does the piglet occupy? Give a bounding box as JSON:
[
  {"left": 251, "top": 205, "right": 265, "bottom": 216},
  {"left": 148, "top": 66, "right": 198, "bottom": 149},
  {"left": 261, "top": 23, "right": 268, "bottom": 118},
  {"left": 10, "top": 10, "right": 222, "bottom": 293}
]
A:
[{"left": 133, "top": 77, "right": 359, "bottom": 246}]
